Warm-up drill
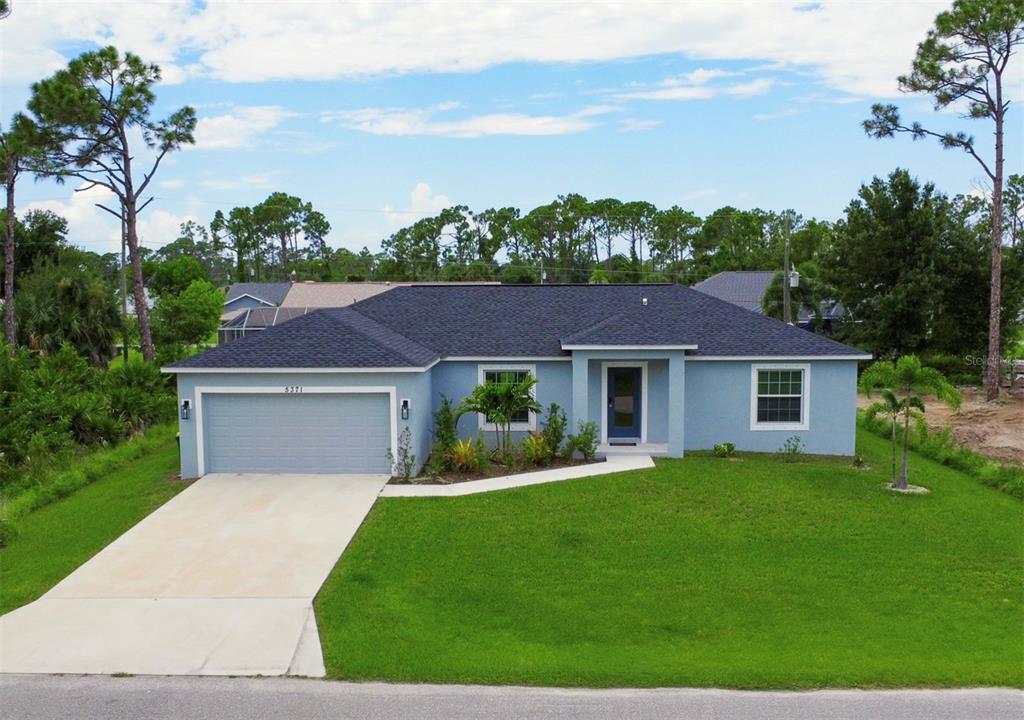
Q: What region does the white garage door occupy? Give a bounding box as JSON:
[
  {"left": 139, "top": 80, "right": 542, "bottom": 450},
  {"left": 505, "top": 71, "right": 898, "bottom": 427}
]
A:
[{"left": 201, "top": 392, "right": 392, "bottom": 474}]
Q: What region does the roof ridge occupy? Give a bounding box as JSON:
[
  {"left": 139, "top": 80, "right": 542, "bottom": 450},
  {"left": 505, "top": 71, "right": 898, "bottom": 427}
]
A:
[
  {"left": 560, "top": 308, "right": 630, "bottom": 344},
  {"left": 328, "top": 307, "right": 439, "bottom": 366}
]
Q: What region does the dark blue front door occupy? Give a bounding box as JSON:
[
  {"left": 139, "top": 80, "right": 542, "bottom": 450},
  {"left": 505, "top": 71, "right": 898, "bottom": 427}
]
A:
[{"left": 607, "top": 367, "right": 642, "bottom": 440}]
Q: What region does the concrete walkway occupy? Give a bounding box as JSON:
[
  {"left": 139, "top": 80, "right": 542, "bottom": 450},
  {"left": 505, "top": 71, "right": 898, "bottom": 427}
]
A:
[
  {"left": 0, "top": 473, "right": 388, "bottom": 677},
  {"left": 381, "top": 455, "right": 655, "bottom": 497},
  {"left": 2, "top": 675, "right": 1021, "bottom": 720}
]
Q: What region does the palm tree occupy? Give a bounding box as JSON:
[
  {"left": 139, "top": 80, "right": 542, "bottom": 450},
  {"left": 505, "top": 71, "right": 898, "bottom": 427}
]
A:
[
  {"left": 864, "top": 389, "right": 914, "bottom": 487},
  {"left": 861, "top": 356, "right": 961, "bottom": 489},
  {"left": 16, "top": 261, "right": 120, "bottom": 365},
  {"left": 457, "top": 374, "right": 541, "bottom": 461}
]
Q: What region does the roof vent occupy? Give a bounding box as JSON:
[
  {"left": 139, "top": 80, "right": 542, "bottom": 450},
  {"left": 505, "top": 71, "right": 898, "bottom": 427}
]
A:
[{"left": 642, "top": 297, "right": 648, "bottom": 306}]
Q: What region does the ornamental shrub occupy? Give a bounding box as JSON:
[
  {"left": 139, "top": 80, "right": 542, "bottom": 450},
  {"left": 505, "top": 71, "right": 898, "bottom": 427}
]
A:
[
  {"left": 566, "top": 420, "right": 599, "bottom": 462},
  {"left": 522, "top": 432, "right": 551, "bottom": 466},
  {"left": 450, "top": 437, "right": 485, "bottom": 474},
  {"left": 713, "top": 442, "right": 736, "bottom": 458},
  {"left": 778, "top": 435, "right": 805, "bottom": 461},
  {"left": 541, "top": 403, "right": 567, "bottom": 458}
]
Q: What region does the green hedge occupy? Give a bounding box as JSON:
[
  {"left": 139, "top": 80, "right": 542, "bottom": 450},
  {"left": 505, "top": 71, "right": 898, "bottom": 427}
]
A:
[
  {"left": 858, "top": 412, "right": 1023, "bottom": 499},
  {"left": 0, "top": 345, "right": 176, "bottom": 492},
  {"left": 919, "top": 353, "right": 983, "bottom": 386},
  {"left": 0, "top": 424, "right": 178, "bottom": 546}
]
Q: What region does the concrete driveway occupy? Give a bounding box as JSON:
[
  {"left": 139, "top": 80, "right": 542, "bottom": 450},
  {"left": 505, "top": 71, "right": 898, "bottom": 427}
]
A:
[{"left": 0, "top": 473, "right": 388, "bottom": 676}]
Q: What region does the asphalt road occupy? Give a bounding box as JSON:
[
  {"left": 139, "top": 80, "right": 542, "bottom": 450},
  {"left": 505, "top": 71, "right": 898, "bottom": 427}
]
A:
[{"left": 1, "top": 675, "right": 1021, "bottom": 720}]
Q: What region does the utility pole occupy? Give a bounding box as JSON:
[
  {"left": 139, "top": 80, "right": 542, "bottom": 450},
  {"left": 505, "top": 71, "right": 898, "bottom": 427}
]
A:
[{"left": 782, "top": 213, "right": 792, "bottom": 325}]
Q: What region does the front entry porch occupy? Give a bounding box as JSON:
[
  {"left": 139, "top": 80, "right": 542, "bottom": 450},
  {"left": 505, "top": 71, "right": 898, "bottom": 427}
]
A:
[
  {"left": 597, "top": 442, "right": 669, "bottom": 457},
  {"left": 570, "top": 348, "right": 687, "bottom": 458}
]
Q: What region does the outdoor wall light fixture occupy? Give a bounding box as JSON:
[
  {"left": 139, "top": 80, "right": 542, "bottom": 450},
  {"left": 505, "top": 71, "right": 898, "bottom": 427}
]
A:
[
  {"left": 400, "top": 399, "right": 410, "bottom": 420},
  {"left": 180, "top": 400, "right": 191, "bottom": 420}
]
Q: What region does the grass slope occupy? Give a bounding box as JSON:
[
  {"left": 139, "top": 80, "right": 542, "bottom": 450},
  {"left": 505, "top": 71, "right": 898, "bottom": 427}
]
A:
[
  {"left": 315, "top": 429, "right": 1023, "bottom": 688},
  {"left": 0, "top": 439, "right": 186, "bottom": 615}
]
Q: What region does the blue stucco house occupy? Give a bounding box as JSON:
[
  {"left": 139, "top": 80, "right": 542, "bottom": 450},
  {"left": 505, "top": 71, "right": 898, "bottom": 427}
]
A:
[{"left": 165, "top": 284, "right": 870, "bottom": 477}]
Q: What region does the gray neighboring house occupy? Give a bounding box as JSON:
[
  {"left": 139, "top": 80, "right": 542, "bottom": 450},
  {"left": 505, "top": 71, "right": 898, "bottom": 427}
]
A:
[
  {"left": 692, "top": 271, "right": 844, "bottom": 332},
  {"left": 223, "top": 282, "right": 293, "bottom": 314},
  {"left": 218, "top": 282, "right": 399, "bottom": 344},
  {"left": 167, "top": 284, "right": 870, "bottom": 478},
  {"left": 219, "top": 282, "right": 294, "bottom": 344},
  {"left": 218, "top": 307, "right": 314, "bottom": 345}
]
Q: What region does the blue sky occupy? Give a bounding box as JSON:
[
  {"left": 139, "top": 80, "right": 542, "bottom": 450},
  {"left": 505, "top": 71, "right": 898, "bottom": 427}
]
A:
[{"left": 1, "top": 1, "right": 1019, "bottom": 257}]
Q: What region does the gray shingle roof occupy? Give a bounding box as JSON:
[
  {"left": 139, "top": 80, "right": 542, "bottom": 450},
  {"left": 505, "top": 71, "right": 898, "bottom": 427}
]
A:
[
  {"left": 691, "top": 271, "right": 844, "bottom": 323},
  {"left": 170, "top": 284, "right": 867, "bottom": 370},
  {"left": 173, "top": 307, "right": 438, "bottom": 369},
  {"left": 353, "top": 284, "right": 682, "bottom": 357},
  {"left": 691, "top": 271, "right": 773, "bottom": 314},
  {"left": 225, "top": 282, "right": 292, "bottom": 307}
]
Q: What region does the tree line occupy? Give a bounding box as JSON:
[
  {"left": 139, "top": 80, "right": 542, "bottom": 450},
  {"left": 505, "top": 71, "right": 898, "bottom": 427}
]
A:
[
  {"left": 0, "top": 1, "right": 1021, "bottom": 394},
  {"left": 169, "top": 170, "right": 1021, "bottom": 366}
]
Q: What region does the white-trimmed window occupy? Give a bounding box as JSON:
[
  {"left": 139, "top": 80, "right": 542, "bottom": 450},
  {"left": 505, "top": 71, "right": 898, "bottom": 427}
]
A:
[
  {"left": 477, "top": 364, "right": 537, "bottom": 431},
  {"left": 750, "top": 364, "right": 810, "bottom": 431}
]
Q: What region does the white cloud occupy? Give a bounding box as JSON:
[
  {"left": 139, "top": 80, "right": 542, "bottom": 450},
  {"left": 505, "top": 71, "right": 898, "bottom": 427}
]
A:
[
  {"left": 0, "top": 1, "right": 194, "bottom": 85},
  {"left": 24, "top": 184, "right": 195, "bottom": 255},
  {"left": 619, "top": 118, "right": 660, "bottom": 133},
  {"left": 725, "top": 79, "right": 776, "bottom": 97},
  {"left": 2, "top": 1, "right": 950, "bottom": 98},
  {"left": 679, "top": 188, "right": 719, "bottom": 203},
  {"left": 678, "top": 68, "right": 734, "bottom": 85},
  {"left": 323, "top": 103, "right": 617, "bottom": 138},
  {"left": 198, "top": 173, "right": 275, "bottom": 191},
  {"left": 193, "top": 106, "right": 295, "bottom": 150},
  {"left": 754, "top": 108, "right": 803, "bottom": 121},
  {"left": 618, "top": 76, "right": 774, "bottom": 102},
  {"left": 383, "top": 183, "right": 451, "bottom": 228},
  {"left": 159, "top": 179, "right": 185, "bottom": 189}
]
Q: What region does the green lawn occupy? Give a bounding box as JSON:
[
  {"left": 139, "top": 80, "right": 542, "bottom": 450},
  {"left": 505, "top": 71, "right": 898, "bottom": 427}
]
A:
[
  {"left": 108, "top": 348, "right": 144, "bottom": 368},
  {"left": 315, "top": 429, "right": 1023, "bottom": 689},
  {"left": 0, "top": 439, "right": 187, "bottom": 616}
]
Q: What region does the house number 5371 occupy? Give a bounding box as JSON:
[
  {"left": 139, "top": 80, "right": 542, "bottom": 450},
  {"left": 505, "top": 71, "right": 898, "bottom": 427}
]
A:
[{"left": 284, "top": 386, "right": 303, "bottom": 393}]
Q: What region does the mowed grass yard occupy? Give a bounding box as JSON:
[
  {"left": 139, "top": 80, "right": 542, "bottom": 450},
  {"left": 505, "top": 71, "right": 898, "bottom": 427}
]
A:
[
  {"left": 315, "top": 429, "right": 1023, "bottom": 689},
  {"left": 0, "top": 439, "right": 187, "bottom": 616}
]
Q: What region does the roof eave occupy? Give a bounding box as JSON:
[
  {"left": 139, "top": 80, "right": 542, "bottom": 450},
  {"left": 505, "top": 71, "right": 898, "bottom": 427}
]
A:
[
  {"left": 162, "top": 358, "right": 440, "bottom": 374},
  {"left": 224, "top": 293, "right": 277, "bottom": 307},
  {"left": 560, "top": 343, "right": 699, "bottom": 351},
  {"left": 687, "top": 354, "right": 872, "bottom": 361}
]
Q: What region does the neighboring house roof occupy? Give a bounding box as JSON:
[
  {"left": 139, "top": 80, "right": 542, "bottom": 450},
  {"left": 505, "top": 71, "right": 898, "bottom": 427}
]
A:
[
  {"left": 280, "top": 282, "right": 401, "bottom": 308},
  {"left": 279, "top": 281, "right": 501, "bottom": 308},
  {"left": 220, "top": 308, "right": 246, "bottom": 323},
  {"left": 170, "top": 284, "right": 867, "bottom": 370},
  {"left": 220, "top": 306, "right": 312, "bottom": 330},
  {"left": 691, "top": 271, "right": 844, "bottom": 323},
  {"left": 224, "top": 282, "right": 292, "bottom": 307},
  {"left": 181, "top": 307, "right": 438, "bottom": 369},
  {"left": 691, "top": 271, "right": 774, "bottom": 314}
]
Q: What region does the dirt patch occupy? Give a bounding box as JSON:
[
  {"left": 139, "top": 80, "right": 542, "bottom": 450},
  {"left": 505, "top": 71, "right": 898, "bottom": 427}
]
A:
[
  {"left": 859, "top": 386, "right": 1024, "bottom": 466},
  {"left": 887, "top": 483, "right": 930, "bottom": 495},
  {"left": 390, "top": 457, "right": 603, "bottom": 485}
]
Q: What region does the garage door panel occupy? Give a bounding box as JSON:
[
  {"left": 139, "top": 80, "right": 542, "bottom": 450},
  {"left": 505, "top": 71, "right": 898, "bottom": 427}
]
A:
[{"left": 202, "top": 393, "right": 391, "bottom": 474}]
